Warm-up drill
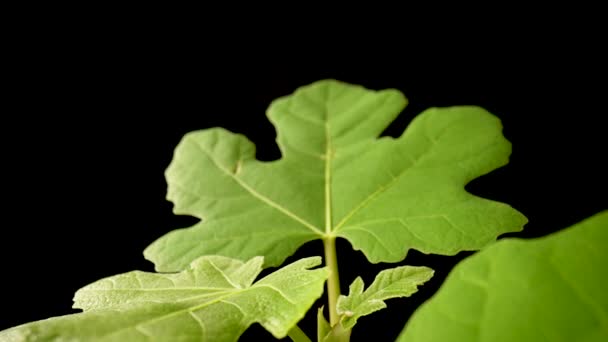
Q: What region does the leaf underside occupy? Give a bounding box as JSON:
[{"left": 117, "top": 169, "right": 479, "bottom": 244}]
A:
[
  {"left": 144, "top": 79, "right": 527, "bottom": 272},
  {"left": 337, "top": 265, "right": 434, "bottom": 329},
  {"left": 398, "top": 210, "right": 608, "bottom": 342},
  {"left": 0, "top": 256, "right": 328, "bottom": 342}
]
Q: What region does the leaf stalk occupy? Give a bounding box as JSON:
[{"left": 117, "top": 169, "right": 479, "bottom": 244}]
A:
[
  {"left": 323, "top": 236, "right": 341, "bottom": 326},
  {"left": 288, "top": 325, "right": 312, "bottom": 342}
]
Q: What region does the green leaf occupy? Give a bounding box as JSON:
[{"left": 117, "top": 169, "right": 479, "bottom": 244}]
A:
[
  {"left": 337, "top": 265, "right": 434, "bottom": 329},
  {"left": 398, "top": 210, "right": 608, "bottom": 342},
  {"left": 0, "top": 256, "right": 328, "bottom": 342},
  {"left": 317, "top": 307, "right": 331, "bottom": 341},
  {"left": 320, "top": 323, "right": 351, "bottom": 342},
  {"left": 316, "top": 308, "right": 351, "bottom": 342},
  {"left": 144, "top": 79, "right": 527, "bottom": 271}
]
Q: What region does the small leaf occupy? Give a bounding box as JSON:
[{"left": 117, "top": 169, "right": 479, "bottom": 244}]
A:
[
  {"left": 337, "top": 265, "right": 434, "bottom": 329},
  {"left": 317, "top": 307, "right": 331, "bottom": 342},
  {"left": 144, "top": 79, "right": 527, "bottom": 272},
  {"left": 320, "top": 323, "right": 351, "bottom": 342},
  {"left": 317, "top": 307, "right": 353, "bottom": 342},
  {"left": 0, "top": 256, "right": 328, "bottom": 342},
  {"left": 398, "top": 210, "right": 608, "bottom": 342}
]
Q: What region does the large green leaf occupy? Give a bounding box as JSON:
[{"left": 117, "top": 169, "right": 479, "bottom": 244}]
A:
[
  {"left": 398, "top": 210, "right": 608, "bottom": 342},
  {"left": 0, "top": 256, "right": 328, "bottom": 342},
  {"left": 337, "top": 265, "right": 434, "bottom": 329},
  {"left": 144, "top": 79, "right": 527, "bottom": 271}
]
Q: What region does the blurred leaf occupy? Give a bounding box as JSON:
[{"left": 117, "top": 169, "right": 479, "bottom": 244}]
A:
[{"left": 399, "top": 210, "right": 608, "bottom": 342}]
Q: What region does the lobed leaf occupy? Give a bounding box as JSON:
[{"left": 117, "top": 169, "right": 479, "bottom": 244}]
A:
[
  {"left": 337, "top": 265, "right": 434, "bottom": 329},
  {"left": 398, "top": 210, "right": 608, "bottom": 342},
  {"left": 0, "top": 256, "right": 328, "bottom": 342},
  {"left": 144, "top": 79, "right": 527, "bottom": 272}
]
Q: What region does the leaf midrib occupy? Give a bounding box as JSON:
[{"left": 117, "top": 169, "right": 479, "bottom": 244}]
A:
[
  {"left": 192, "top": 86, "right": 439, "bottom": 241},
  {"left": 324, "top": 86, "right": 333, "bottom": 235},
  {"left": 96, "top": 283, "right": 297, "bottom": 340}
]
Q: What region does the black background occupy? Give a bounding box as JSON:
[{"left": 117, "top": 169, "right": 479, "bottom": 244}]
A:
[{"left": 2, "top": 29, "right": 606, "bottom": 341}]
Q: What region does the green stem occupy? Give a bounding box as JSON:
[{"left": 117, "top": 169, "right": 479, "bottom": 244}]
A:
[
  {"left": 323, "top": 236, "right": 341, "bottom": 326},
  {"left": 288, "top": 325, "right": 312, "bottom": 342}
]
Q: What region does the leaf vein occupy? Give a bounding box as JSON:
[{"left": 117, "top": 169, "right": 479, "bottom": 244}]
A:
[
  {"left": 257, "top": 284, "right": 297, "bottom": 305},
  {"left": 207, "top": 259, "right": 241, "bottom": 289},
  {"left": 188, "top": 311, "right": 206, "bottom": 340},
  {"left": 343, "top": 226, "right": 397, "bottom": 258},
  {"left": 333, "top": 143, "right": 437, "bottom": 231},
  {"left": 190, "top": 139, "right": 323, "bottom": 235}
]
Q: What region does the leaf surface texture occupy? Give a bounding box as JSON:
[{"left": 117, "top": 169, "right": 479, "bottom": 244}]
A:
[
  {"left": 0, "top": 256, "right": 328, "bottom": 342},
  {"left": 144, "top": 79, "right": 527, "bottom": 271},
  {"left": 337, "top": 265, "right": 434, "bottom": 329}
]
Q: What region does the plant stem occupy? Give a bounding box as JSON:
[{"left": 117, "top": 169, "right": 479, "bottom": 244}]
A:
[
  {"left": 288, "top": 325, "right": 312, "bottom": 342},
  {"left": 323, "top": 236, "right": 341, "bottom": 326},
  {"left": 323, "top": 104, "right": 342, "bottom": 329}
]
